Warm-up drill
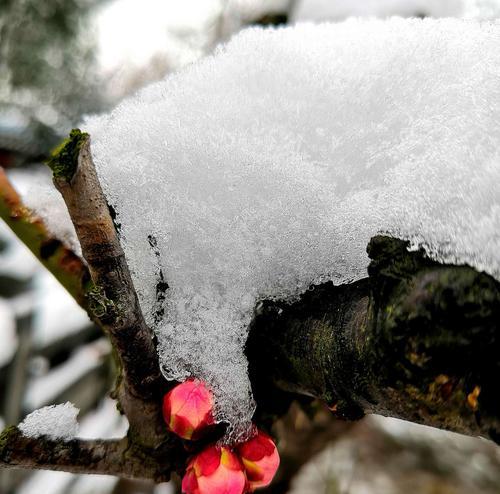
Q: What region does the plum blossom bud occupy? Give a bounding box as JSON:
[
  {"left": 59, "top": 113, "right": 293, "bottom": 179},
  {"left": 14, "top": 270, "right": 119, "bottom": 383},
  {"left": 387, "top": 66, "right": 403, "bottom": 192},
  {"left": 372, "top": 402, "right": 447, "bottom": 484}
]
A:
[
  {"left": 237, "top": 430, "right": 280, "bottom": 491},
  {"left": 163, "top": 379, "right": 214, "bottom": 440},
  {"left": 182, "top": 445, "right": 247, "bottom": 494}
]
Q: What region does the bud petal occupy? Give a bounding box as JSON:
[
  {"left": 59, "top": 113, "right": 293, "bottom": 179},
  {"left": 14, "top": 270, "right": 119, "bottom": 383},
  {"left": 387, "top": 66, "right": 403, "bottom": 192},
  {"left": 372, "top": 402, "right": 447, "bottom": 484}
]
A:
[
  {"left": 163, "top": 379, "right": 215, "bottom": 440},
  {"left": 237, "top": 430, "right": 280, "bottom": 491},
  {"left": 182, "top": 445, "right": 247, "bottom": 494}
]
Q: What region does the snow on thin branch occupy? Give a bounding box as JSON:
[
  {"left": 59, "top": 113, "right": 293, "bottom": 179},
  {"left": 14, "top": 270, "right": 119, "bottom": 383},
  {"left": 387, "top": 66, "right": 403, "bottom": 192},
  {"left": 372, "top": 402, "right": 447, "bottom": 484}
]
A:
[{"left": 18, "top": 403, "right": 79, "bottom": 441}]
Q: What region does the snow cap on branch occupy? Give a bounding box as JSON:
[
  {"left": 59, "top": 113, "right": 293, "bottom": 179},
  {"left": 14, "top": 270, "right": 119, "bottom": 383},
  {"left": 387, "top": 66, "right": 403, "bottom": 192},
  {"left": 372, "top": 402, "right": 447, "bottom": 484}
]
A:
[
  {"left": 18, "top": 403, "right": 79, "bottom": 441},
  {"left": 85, "top": 18, "right": 500, "bottom": 440}
]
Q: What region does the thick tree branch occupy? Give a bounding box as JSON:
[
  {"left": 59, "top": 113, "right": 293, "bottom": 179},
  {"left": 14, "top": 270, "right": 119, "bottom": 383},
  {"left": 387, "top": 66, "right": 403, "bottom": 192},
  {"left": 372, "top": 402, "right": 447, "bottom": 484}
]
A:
[
  {"left": 2, "top": 128, "right": 498, "bottom": 483},
  {"left": 0, "top": 167, "right": 89, "bottom": 308},
  {"left": 0, "top": 427, "right": 169, "bottom": 482},
  {"left": 248, "top": 236, "right": 500, "bottom": 444}
]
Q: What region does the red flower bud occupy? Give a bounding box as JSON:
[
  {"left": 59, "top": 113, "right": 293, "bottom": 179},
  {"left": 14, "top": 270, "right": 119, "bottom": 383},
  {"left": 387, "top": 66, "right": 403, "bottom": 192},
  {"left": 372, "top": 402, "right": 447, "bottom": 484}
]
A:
[
  {"left": 237, "top": 430, "right": 280, "bottom": 491},
  {"left": 163, "top": 379, "right": 215, "bottom": 440},
  {"left": 182, "top": 445, "right": 247, "bottom": 494}
]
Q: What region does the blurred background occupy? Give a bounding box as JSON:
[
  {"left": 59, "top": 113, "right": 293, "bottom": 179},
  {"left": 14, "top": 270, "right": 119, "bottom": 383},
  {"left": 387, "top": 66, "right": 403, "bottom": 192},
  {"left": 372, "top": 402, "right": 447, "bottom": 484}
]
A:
[{"left": 1, "top": 1, "right": 500, "bottom": 493}]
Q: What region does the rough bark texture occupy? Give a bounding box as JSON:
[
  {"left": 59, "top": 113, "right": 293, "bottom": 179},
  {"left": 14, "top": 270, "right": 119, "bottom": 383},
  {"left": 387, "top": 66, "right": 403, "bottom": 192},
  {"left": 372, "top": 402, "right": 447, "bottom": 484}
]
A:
[
  {"left": 47, "top": 131, "right": 179, "bottom": 457},
  {"left": 248, "top": 236, "right": 500, "bottom": 444},
  {"left": 0, "top": 427, "right": 169, "bottom": 482}
]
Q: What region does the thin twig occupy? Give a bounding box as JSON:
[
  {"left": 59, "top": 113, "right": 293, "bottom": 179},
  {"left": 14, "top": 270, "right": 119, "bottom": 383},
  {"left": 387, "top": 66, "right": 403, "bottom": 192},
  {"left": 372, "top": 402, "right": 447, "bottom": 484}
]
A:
[
  {"left": 0, "top": 427, "right": 169, "bottom": 482},
  {"left": 0, "top": 167, "right": 89, "bottom": 309}
]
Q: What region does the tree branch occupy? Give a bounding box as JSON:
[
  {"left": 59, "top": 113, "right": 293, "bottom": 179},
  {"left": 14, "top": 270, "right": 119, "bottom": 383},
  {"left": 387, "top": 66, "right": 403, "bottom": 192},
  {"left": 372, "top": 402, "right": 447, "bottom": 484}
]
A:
[
  {"left": 0, "top": 427, "right": 169, "bottom": 482},
  {"left": 47, "top": 130, "right": 173, "bottom": 453},
  {"left": 2, "top": 128, "right": 498, "bottom": 483},
  {"left": 0, "top": 167, "right": 89, "bottom": 309},
  {"left": 1, "top": 130, "right": 188, "bottom": 481},
  {"left": 248, "top": 236, "right": 500, "bottom": 444}
]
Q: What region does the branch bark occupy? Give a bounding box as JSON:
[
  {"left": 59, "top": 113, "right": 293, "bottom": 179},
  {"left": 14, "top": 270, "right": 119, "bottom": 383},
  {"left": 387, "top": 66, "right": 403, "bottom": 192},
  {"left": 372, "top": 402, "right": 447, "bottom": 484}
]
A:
[
  {"left": 248, "top": 236, "right": 500, "bottom": 444},
  {"left": 46, "top": 131, "right": 176, "bottom": 455},
  {"left": 0, "top": 427, "right": 169, "bottom": 482}
]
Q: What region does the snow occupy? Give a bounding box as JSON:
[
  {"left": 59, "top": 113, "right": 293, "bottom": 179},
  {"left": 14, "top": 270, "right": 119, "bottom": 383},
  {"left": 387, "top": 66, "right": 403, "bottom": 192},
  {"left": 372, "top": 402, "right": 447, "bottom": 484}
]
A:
[
  {"left": 0, "top": 188, "right": 89, "bottom": 346},
  {"left": 221, "top": 0, "right": 290, "bottom": 34},
  {"left": 84, "top": 19, "right": 500, "bottom": 440},
  {"left": 289, "top": 415, "right": 500, "bottom": 493},
  {"left": 94, "top": 0, "right": 221, "bottom": 73},
  {"left": 18, "top": 402, "right": 79, "bottom": 440},
  {"left": 76, "top": 397, "right": 128, "bottom": 440},
  {"left": 17, "top": 399, "right": 128, "bottom": 494},
  {"left": 93, "top": 0, "right": 290, "bottom": 101},
  {"left": 291, "top": 0, "right": 500, "bottom": 22},
  {"left": 8, "top": 167, "right": 81, "bottom": 256},
  {"left": 17, "top": 471, "right": 76, "bottom": 494},
  {"left": 64, "top": 476, "right": 119, "bottom": 494},
  {"left": 464, "top": 0, "right": 500, "bottom": 18}
]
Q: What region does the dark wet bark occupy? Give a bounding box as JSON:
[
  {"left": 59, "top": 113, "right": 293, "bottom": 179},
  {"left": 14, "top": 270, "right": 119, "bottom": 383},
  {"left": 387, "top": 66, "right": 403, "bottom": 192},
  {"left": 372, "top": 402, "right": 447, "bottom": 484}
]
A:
[{"left": 248, "top": 236, "right": 500, "bottom": 444}]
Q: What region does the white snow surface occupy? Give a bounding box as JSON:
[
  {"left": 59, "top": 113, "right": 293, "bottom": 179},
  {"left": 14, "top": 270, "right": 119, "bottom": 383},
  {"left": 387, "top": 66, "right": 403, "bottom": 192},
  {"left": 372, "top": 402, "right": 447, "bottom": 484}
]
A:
[
  {"left": 18, "top": 402, "right": 79, "bottom": 440},
  {"left": 84, "top": 19, "right": 500, "bottom": 440},
  {"left": 8, "top": 167, "right": 81, "bottom": 256},
  {"left": 291, "top": 0, "right": 500, "bottom": 22}
]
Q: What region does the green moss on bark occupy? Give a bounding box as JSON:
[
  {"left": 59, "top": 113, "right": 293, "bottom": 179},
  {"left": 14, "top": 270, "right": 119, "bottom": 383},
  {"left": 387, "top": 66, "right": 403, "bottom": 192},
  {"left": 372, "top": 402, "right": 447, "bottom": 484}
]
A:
[
  {"left": 46, "top": 129, "right": 89, "bottom": 181},
  {"left": 0, "top": 426, "right": 20, "bottom": 461},
  {"left": 248, "top": 235, "right": 500, "bottom": 442},
  {"left": 86, "top": 282, "right": 118, "bottom": 322}
]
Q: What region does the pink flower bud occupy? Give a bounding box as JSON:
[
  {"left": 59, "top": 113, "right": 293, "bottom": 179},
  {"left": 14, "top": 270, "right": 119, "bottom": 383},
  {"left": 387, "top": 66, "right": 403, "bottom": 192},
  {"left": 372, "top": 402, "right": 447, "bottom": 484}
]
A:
[
  {"left": 182, "top": 445, "right": 247, "bottom": 494},
  {"left": 237, "top": 430, "right": 280, "bottom": 491},
  {"left": 163, "top": 379, "right": 215, "bottom": 440}
]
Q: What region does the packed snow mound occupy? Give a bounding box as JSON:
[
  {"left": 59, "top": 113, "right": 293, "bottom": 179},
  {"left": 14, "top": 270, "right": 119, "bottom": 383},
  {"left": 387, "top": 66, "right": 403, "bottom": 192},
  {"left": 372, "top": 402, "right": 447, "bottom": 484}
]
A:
[
  {"left": 85, "top": 19, "right": 500, "bottom": 439},
  {"left": 291, "top": 0, "right": 500, "bottom": 22},
  {"left": 19, "top": 403, "right": 79, "bottom": 440}
]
